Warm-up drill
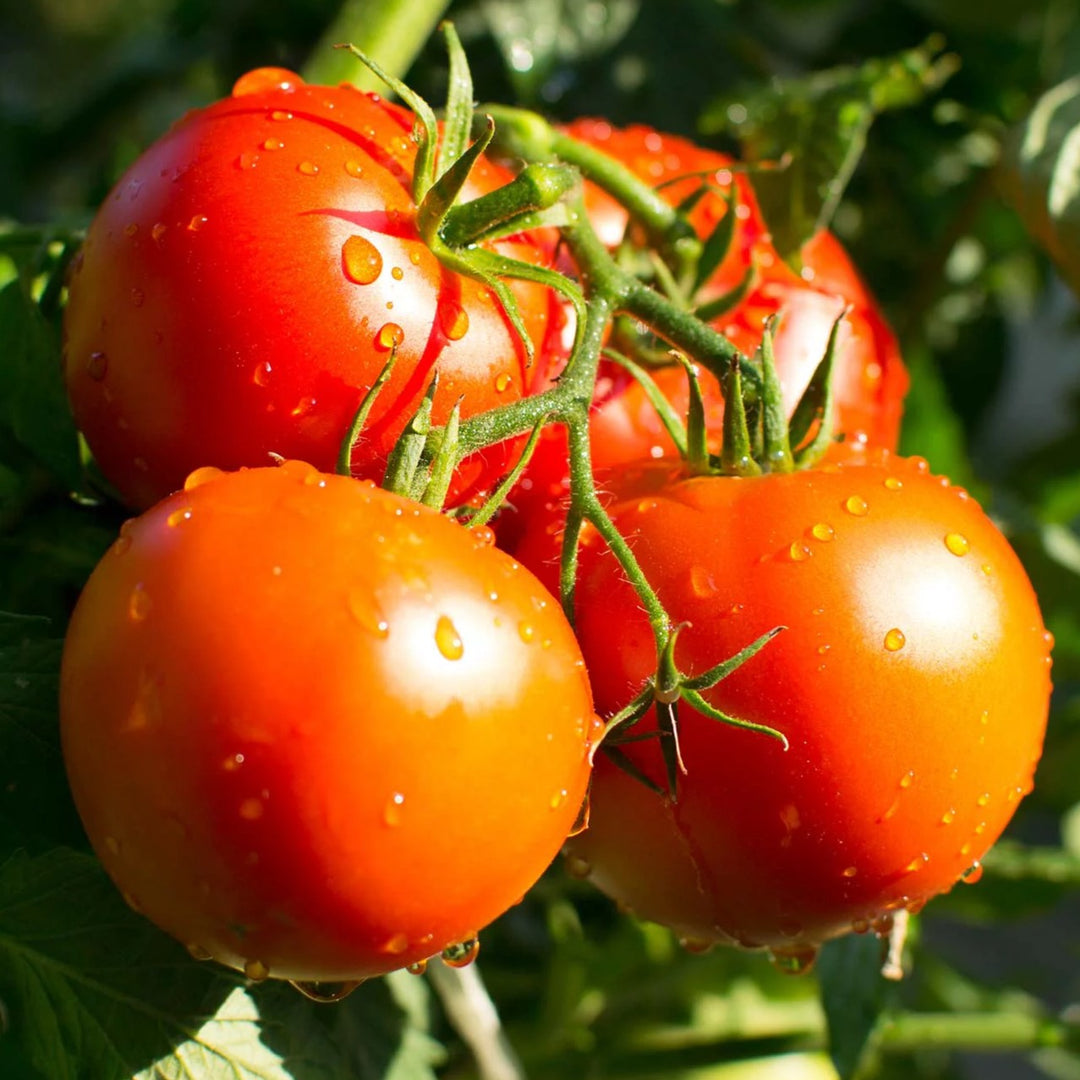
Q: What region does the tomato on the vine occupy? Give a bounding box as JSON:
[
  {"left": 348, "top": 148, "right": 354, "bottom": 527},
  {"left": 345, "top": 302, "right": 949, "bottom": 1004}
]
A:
[
  {"left": 60, "top": 461, "right": 600, "bottom": 983},
  {"left": 63, "top": 68, "right": 562, "bottom": 510},
  {"left": 554, "top": 454, "right": 1051, "bottom": 955}
]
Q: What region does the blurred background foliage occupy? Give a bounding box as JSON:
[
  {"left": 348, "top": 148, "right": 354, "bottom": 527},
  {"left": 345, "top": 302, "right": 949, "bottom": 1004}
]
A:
[{"left": 2, "top": 1, "right": 1080, "bottom": 1078}]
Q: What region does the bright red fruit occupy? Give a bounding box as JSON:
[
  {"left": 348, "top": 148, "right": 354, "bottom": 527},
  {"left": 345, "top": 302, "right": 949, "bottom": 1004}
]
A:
[
  {"left": 63, "top": 69, "right": 561, "bottom": 509},
  {"left": 60, "top": 461, "right": 600, "bottom": 984}
]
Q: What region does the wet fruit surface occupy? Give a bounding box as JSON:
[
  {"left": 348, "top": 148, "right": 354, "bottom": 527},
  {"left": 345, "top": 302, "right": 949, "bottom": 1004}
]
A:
[
  {"left": 62, "top": 69, "right": 560, "bottom": 509},
  {"left": 556, "top": 454, "right": 1051, "bottom": 951},
  {"left": 60, "top": 461, "right": 600, "bottom": 981}
]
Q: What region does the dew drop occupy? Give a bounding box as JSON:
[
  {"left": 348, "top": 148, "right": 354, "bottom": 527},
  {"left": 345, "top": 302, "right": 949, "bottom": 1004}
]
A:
[
  {"left": 270, "top": 109, "right": 293, "bottom": 122},
  {"left": 166, "top": 507, "right": 192, "bottom": 528},
  {"left": 239, "top": 797, "right": 264, "bottom": 821},
  {"left": 297, "top": 160, "right": 319, "bottom": 176},
  {"left": 441, "top": 938, "right": 480, "bottom": 968},
  {"left": 945, "top": 532, "right": 970, "bottom": 557},
  {"left": 940, "top": 808, "right": 957, "bottom": 825},
  {"left": 679, "top": 937, "right": 714, "bottom": 955},
  {"left": 518, "top": 621, "right": 535, "bottom": 644},
  {"left": 344, "top": 159, "right": 364, "bottom": 177},
  {"left": 844, "top": 495, "right": 869, "bottom": 517},
  {"left": 252, "top": 360, "right": 273, "bottom": 387},
  {"left": 377, "top": 322, "right": 404, "bottom": 350},
  {"left": 884, "top": 476, "right": 902, "bottom": 491},
  {"left": 130, "top": 287, "right": 145, "bottom": 308},
  {"left": 842, "top": 866, "right": 858, "bottom": 878},
  {"left": 232, "top": 68, "right": 301, "bottom": 96},
  {"left": 342, "top": 235, "right": 382, "bottom": 285},
  {"left": 104, "top": 835, "right": 121, "bottom": 856},
  {"left": 768, "top": 945, "right": 819, "bottom": 976},
  {"left": 290, "top": 396, "right": 316, "bottom": 418},
  {"left": 184, "top": 465, "right": 224, "bottom": 491},
  {"left": 884, "top": 628, "right": 906, "bottom": 652},
  {"left": 407, "top": 959, "right": 428, "bottom": 975},
  {"left": 237, "top": 151, "right": 260, "bottom": 170},
  {"left": 409, "top": 250, "right": 422, "bottom": 266},
  {"left": 128, "top": 584, "right": 151, "bottom": 622},
  {"left": 905, "top": 852, "right": 930, "bottom": 873},
  {"left": 186, "top": 943, "right": 212, "bottom": 961},
  {"left": 688, "top": 564, "right": 717, "bottom": 597},
  {"left": 187, "top": 214, "right": 208, "bottom": 232},
  {"left": 550, "top": 789, "right": 568, "bottom": 810},
  {"left": 852, "top": 917, "right": 871, "bottom": 934},
  {"left": 244, "top": 959, "right": 270, "bottom": 981},
  {"left": 443, "top": 304, "right": 470, "bottom": 341},
  {"left": 381, "top": 932, "right": 410, "bottom": 955},
  {"left": 151, "top": 222, "right": 168, "bottom": 242},
  {"left": 494, "top": 373, "right": 512, "bottom": 393},
  {"left": 390, "top": 265, "right": 404, "bottom": 281},
  {"left": 291, "top": 980, "right": 363, "bottom": 1002},
  {"left": 899, "top": 770, "right": 915, "bottom": 789},
  {"left": 383, "top": 792, "right": 405, "bottom": 827},
  {"left": 223, "top": 753, "right": 245, "bottom": 771},
  {"left": 124, "top": 222, "right": 139, "bottom": 238},
  {"left": 86, "top": 351, "right": 108, "bottom": 380},
  {"left": 961, "top": 861, "right": 984, "bottom": 884},
  {"left": 261, "top": 137, "right": 284, "bottom": 151},
  {"left": 810, "top": 522, "right": 834, "bottom": 542},
  {"left": 976, "top": 792, "right": 991, "bottom": 807},
  {"left": 435, "top": 614, "right": 464, "bottom": 660},
  {"left": 348, "top": 589, "right": 389, "bottom": 638},
  {"left": 788, "top": 540, "right": 812, "bottom": 562}
]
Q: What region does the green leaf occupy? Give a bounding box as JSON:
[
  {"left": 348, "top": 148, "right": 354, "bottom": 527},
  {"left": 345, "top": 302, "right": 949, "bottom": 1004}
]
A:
[
  {"left": 0, "top": 849, "right": 443, "bottom": 1079},
  {"left": 0, "top": 612, "right": 82, "bottom": 854},
  {"left": 817, "top": 934, "right": 888, "bottom": 1079},
  {"left": 0, "top": 283, "right": 81, "bottom": 490},
  {"left": 1002, "top": 74, "right": 1080, "bottom": 301},
  {"left": 701, "top": 39, "right": 958, "bottom": 259}
]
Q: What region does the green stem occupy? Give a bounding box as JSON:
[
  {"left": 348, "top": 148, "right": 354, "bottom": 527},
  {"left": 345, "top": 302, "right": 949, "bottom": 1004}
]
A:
[{"left": 302, "top": 0, "right": 452, "bottom": 89}]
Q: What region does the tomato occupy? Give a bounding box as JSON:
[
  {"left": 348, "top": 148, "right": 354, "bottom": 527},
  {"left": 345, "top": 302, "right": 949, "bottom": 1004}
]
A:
[
  {"left": 60, "top": 461, "right": 600, "bottom": 983},
  {"left": 557, "top": 454, "right": 1051, "bottom": 955},
  {"left": 63, "top": 68, "right": 561, "bottom": 510}
]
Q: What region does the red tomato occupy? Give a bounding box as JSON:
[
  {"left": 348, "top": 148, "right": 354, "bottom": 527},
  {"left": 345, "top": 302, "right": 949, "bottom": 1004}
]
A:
[
  {"left": 557, "top": 454, "right": 1051, "bottom": 956},
  {"left": 63, "top": 68, "right": 561, "bottom": 510},
  {"left": 60, "top": 461, "right": 600, "bottom": 984}
]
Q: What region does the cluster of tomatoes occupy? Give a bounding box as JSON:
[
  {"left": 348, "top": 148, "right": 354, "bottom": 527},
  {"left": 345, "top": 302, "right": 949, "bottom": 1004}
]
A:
[{"left": 58, "top": 66, "right": 1051, "bottom": 994}]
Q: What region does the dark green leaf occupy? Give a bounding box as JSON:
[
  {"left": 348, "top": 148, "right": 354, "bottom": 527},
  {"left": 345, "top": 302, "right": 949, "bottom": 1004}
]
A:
[
  {"left": 701, "top": 39, "right": 958, "bottom": 259},
  {"left": 0, "top": 848, "right": 443, "bottom": 1080},
  {"left": 0, "top": 283, "right": 80, "bottom": 489},
  {"left": 818, "top": 934, "right": 888, "bottom": 1079},
  {"left": 1002, "top": 74, "right": 1080, "bottom": 301}
]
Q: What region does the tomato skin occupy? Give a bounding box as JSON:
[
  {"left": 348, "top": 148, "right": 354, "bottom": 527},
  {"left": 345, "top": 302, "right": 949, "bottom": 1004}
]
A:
[
  {"left": 63, "top": 70, "right": 559, "bottom": 510},
  {"left": 60, "top": 462, "right": 600, "bottom": 981},
  {"left": 556, "top": 455, "right": 1050, "bottom": 949}
]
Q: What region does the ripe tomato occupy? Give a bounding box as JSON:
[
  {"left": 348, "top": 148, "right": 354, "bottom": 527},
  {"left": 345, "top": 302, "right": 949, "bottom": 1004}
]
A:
[
  {"left": 558, "top": 454, "right": 1051, "bottom": 955},
  {"left": 63, "top": 68, "right": 561, "bottom": 510},
  {"left": 60, "top": 461, "right": 600, "bottom": 983},
  {"left": 568, "top": 120, "right": 908, "bottom": 467}
]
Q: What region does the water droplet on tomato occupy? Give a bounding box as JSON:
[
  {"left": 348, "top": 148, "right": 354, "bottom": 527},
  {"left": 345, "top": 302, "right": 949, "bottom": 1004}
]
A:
[
  {"left": 377, "top": 322, "right": 404, "bottom": 350},
  {"left": 884, "top": 628, "right": 906, "bottom": 652},
  {"left": 124, "top": 222, "right": 139, "bottom": 238},
  {"left": 380, "top": 932, "right": 410, "bottom": 955},
  {"left": 130, "top": 287, "right": 145, "bottom": 308},
  {"left": 871, "top": 914, "right": 895, "bottom": 936},
  {"left": 550, "top": 789, "right": 567, "bottom": 810},
  {"left": 244, "top": 959, "right": 270, "bottom": 981},
  {"left": 104, "top": 835, "right": 121, "bottom": 856},
  {"left": 237, "top": 151, "right": 260, "bottom": 170},
  {"left": 493, "top": 372, "right": 513, "bottom": 394},
  {"left": 232, "top": 68, "right": 301, "bottom": 96},
  {"left": 442, "top": 304, "right": 470, "bottom": 341},
  {"left": 518, "top": 621, "right": 536, "bottom": 644},
  {"left": 844, "top": 495, "right": 869, "bottom": 516},
  {"left": 151, "top": 222, "right": 168, "bottom": 242},
  {"left": 86, "top": 351, "right": 108, "bottom": 380},
  {"left": 406, "top": 958, "right": 428, "bottom": 975},
  {"left": 899, "top": 770, "right": 915, "bottom": 790},
  {"left": 347, "top": 589, "right": 389, "bottom": 638},
  {"left": 297, "top": 160, "right": 319, "bottom": 176},
  {"left": 883, "top": 476, "right": 902, "bottom": 490},
  {"left": 111, "top": 534, "right": 131, "bottom": 556},
  {"left": 223, "top": 753, "right": 245, "bottom": 771},
  {"left": 976, "top": 792, "right": 991, "bottom": 807},
  {"left": 291, "top": 980, "right": 363, "bottom": 1002},
  {"left": 128, "top": 584, "right": 151, "bottom": 622},
  {"left": 340, "top": 235, "right": 383, "bottom": 286},
  {"left": 944, "top": 532, "right": 970, "bottom": 556},
  {"left": 788, "top": 540, "right": 812, "bottom": 562},
  {"left": 184, "top": 465, "right": 224, "bottom": 491},
  {"left": 810, "top": 522, "right": 834, "bottom": 542},
  {"left": 187, "top": 215, "right": 208, "bottom": 232},
  {"left": 441, "top": 938, "right": 480, "bottom": 968},
  {"left": 842, "top": 866, "right": 858, "bottom": 878},
  {"left": 261, "top": 137, "right": 284, "bottom": 151},
  {"left": 435, "top": 614, "right": 464, "bottom": 660},
  {"left": 768, "top": 945, "right": 818, "bottom": 976},
  {"left": 390, "top": 265, "right": 404, "bottom": 281},
  {"left": 344, "top": 159, "right": 364, "bottom": 177},
  {"left": 851, "top": 917, "right": 871, "bottom": 934},
  {"left": 270, "top": 109, "right": 293, "bottom": 122},
  {"left": 186, "top": 943, "right": 212, "bottom": 961},
  {"left": 166, "top": 507, "right": 192, "bottom": 528},
  {"left": 679, "top": 937, "right": 714, "bottom": 955},
  {"left": 688, "top": 564, "right": 717, "bottom": 597},
  {"left": 251, "top": 360, "right": 273, "bottom": 387},
  {"left": 941, "top": 808, "right": 957, "bottom": 825},
  {"left": 122, "top": 891, "right": 143, "bottom": 913},
  {"left": 383, "top": 792, "right": 405, "bottom": 827},
  {"left": 239, "top": 797, "right": 264, "bottom": 821},
  {"left": 961, "top": 861, "right": 984, "bottom": 884},
  {"left": 290, "top": 397, "right": 316, "bottom": 418},
  {"left": 905, "top": 852, "right": 929, "bottom": 873}
]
